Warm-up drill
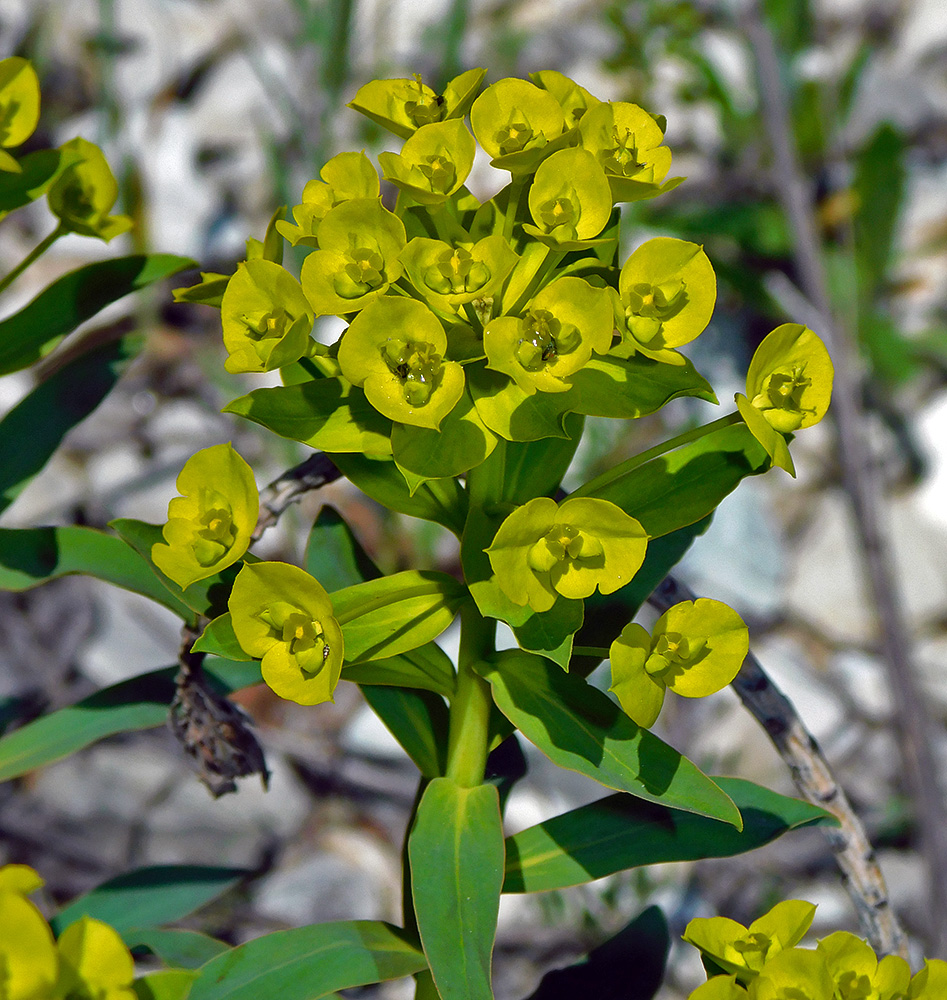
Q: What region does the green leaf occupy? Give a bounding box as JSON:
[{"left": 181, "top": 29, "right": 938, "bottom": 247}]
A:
[
  {"left": 409, "top": 778, "right": 504, "bottom": 1000},
  {"left": 0, "top": 659, "right": 262, "bottom": 782},
  {"left": 498, "top": 414, "right": 584, "bottom": 504},
  {"left": 853, "top": 122, "right": 905, "bottom": 306},
  {"left": 0, "top": 337, "right": 136, "bottom": 514},
  {"left": 0, "top": 525, "right": 191, "bottom": 619},
  {"left": 186, "top": 921, "right": 427, "bottom": 1000},
  {"left": 511, "top": 597, "right": 583, "bottom": 670},
  {"left": 110, "top": 518, "right": 239, "bottom": 620},
  {"left": 344, "top": 644, "right": 456, "bottom": 698},
  {"left": 478, "top": 649, "right": 741, "bottom": 827},
  {"left": 359, "top": 685, "right": 448, "bottom": 778},
  {"left": 192, "top": 613, "right": 250, "bottom": 661},
  {"left": 124, "top": 928, "right": 230, "bottom": 970},
  {"left": 573, "top": 422, "right": 770, "bottom": 538},
  {"left": 563, "top": 354, "right": 717, "bottom": 419},
  {"left": 504, "top": 777, "right": 832, "bottom": 893},
  {"left": 0, "top": 254, "right": 194, "bottom": 376},
  {"left": 0, "top": 147, "right": 80, "bottom": 217},
  {"left": 132, "top": 970, "right": 198, "bottom": 1000},
  {"left": 524, "top": 907, "right": 669, "bottom": 1000},
  {"left": 304, "top": 504, "right": 381, "bottom": 591},
  {"left": 224, "top": 380, "right": 392, "bottom": 457},
  {"left": 332, "top": 570, "right": 468, "bottom": 663},
  {"left": 331, "top": 451, "right": 468, "bottom": 536},
  {"left": 51, "top": 865, "right": 250, "bottom": 935}
]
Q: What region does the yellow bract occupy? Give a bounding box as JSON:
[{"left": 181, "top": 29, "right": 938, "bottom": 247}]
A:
[{"left": 152, "top": 443, "right": 259, "bottom": 589}]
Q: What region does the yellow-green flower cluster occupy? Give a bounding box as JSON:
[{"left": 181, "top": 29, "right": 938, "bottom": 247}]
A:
[
  {"left": 683, "top": 899, "right": 947, "bottom": 999},
  {"left": 189, "top": 68, "right": 740, "bottom": 484},
  {"left": 0, "top": 864, "right": 136, "bottom": 1000}
]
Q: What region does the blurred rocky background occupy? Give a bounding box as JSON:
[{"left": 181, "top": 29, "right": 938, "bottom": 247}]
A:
[{"left": 1, "top": 0, "right": 946, "bottom": 996}]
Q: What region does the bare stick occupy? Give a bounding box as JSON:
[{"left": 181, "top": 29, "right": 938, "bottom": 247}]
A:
[
  {"left": 252, "top": 451, "right": 343, "bottom": 542},
  {"left": 650, "top": 575, "right": 908, "bottom": 958},
  {"left": 742, "top": 0, "right": 947, "bottom": 952}
]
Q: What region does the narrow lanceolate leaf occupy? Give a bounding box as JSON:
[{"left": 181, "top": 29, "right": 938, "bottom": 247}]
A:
[
  {"left": 304, "top": 505, "right": 381, "bottom": 592},
  {"left": 332, "top": 570, "right": 468, "bottom": 663},
  {"left": 122, "top": 928, "right": 230, "bottom": 969},
  {"left": 343, "top": 644, "right": 456, "bottom": 698},
  {"left": 572, "top": 421, "right": 770, "bottom": 539},
  {"left": 478, "top": 650, "right": 741, "bottom": 828},
  {"left": 0, "top": 525, "right": 191, "bottom": 619},
  {"left": 131, "top": 969, "right": 197, "bottom": 1000},
  {"left": 0, "top": 337, "right": 136, "bottom": 514},
  {"left": 51, "top": 865, "right": 251, "bottom": 935},
  {"left": 0, "top": 254, "right": 194, "bottom": 375},
  {"left": 186, "top": 921, "right": 427, "bottom": 1000},
  {"left": 503, "top": 777, "right": 833, "bottom": 893},
  {"left": 0, "top": 659, "right": 261, "bottom": 782},
  {"left": 359, "top": 685, "right": 448, "bottom": 778},
  {"left": 409, "top": 778, "right": 504, "bottom": 1000}
]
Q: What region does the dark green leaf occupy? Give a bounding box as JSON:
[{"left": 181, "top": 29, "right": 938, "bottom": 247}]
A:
[
  {"left": 359, "top": 685, "right": 448, "bottom": 778},
  {"left": 409, "top": 778, "right": 504, "bottom": 1000},
  {"left": 499, "top": 414, "right": 584, "bottom": 504},
  {"left": 304, "top": 504, "right": 381, "bottom": 591},
  {"left": 186, "top": 921, "right": 426, "bottom": 1000},
  {"left": 224, "top": 379, "right": 392, "bottom": 457},
  {"left": 192, "top": 613, "right": 250, "bottom": 661},
  {"left": 344, "top": 644, "right": 456, "bottom": 698},
  {"left": 124, "top": 928, "right": 230, "bottom": 969},
  {"left": 0, "top": 254, "right": 194, "bottom": 376},
  {"left": 504, "top": 777, "right": 833, "bottom": 893},
  {"left": 109, "top": 518, "right": 238, "bottom": 620},
  {"left": 0, "top": 659, "right": 262, "bottom": 782},
  {"left": 0, "top": 147, "right": 80, "bottom": 217},
  {"left": 0, "top": 525, "right": 191, "bottom": 619},
  {"left": 51, "top": 865, "right": 250, "bottom": 935},
  {"left": 573, "top": 422, "right": 770, "bottom": 538},
  {"left": 333, "top": 570, "right": 467, "bottom": 663},
  {"left": 331, "top": 451, "right": 468, "bottom": 535},
  {"left": 479, "top": 650, "right": 741, "bottom": 827},
  {"left": 0, "top": 337, "right": 137, "bottom": 513},
  {"left": 511, "top": 597, "right": 583, "bottom": 670},
  {"left": 131, "top": 970, "right": 198, "bottom": 1000},
  {"left": 524, "top": 907, "right": 669, "bottom": 1000}
]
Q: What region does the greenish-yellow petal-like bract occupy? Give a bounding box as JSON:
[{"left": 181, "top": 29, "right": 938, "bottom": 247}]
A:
[
  {"left": 618, "top": 237, "right": 716, "bottom": 352},
  {"left": 523, "top": 147, "right": 613, "bottom": 249},
  {"left": 56, "top": 917, "right": 136, "bottom": 1000},
  {"left": 577, "top": 101, "right": 679, "bottom": 202},
  {"left": 338, "top": 296, "right": 464, "bottom": 430},
  {"left": 529, "top": 70, "right": 601, "bottom": 126},
  {"left": 910, "top": 959, "right": 947, "bottom": 998},
  {"left": 608, "top": 622, "right": 666, "bottom": 728},
  {"left": 470, "top": 77, "right": 569, "bottom": 174},
  {"left": 0, "top": 57, "right": 41, "bottom": 172},
  {"left": 486, "top": 496, "right": 647, "bottom": 612},
  {"left": 276, "top": 151, "right": 380, "bottom": 247},
  {"left": 750, "top": 948, "right": 835, "bottom": 1000},
  {"left": 483, "top": 276, "right": 613, "bottom": 395},
  {"left": 348, "top": 69, "right": 486, "bottom": 139},
  {"left": 400, "top": 234, "right": 518, "bottom": 312},
  {"left": 686, "top": 977, "right": 749, "bottom": 1000},
  {"left": 683, "top": 900, "right": 817, "bottom": 982},
  {"left": 151, "top": 443, "right": 258, "bottom": 589},
  {"left": 0, "top": 865, "right": 59, "bottom": 1000},
  {"left": 817, "top": 931, "right": 910, "bottom": 1000},
  {"left": 221, "top": 259, "right": 314, "bottom": 373},
  {"left": 229, "top": 561, "right": 344, "bottom": 705},
  {"left": 47, "top": 137, "right": 133, "bottom": 241},
  {"left": 745, "top": 323, "right": 834, "bottom": 433},
  {"left": 300, "top": 198, "right": 406, "bottom": 316},
  {"left": 379, "top": 119, "right": 476, "bottom": 205}
]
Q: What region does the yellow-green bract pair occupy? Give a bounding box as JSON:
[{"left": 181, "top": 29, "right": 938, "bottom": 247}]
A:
[
  {"left": 684, "top": 899, "right": 946, "bottom": 999},
  {"left": 0, "top": 864, "right": 136, "bottom": 1000},
  {"left": 151, "top": 444, "right": 343, "bottom": 705}
]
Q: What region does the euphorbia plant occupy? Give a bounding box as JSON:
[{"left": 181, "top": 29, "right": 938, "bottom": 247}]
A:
[{"left": 2, "top": 64, "right": 912, "bottom": 1000}]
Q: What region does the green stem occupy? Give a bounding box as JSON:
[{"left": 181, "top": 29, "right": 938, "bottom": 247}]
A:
[
  {"left": 571, "top": 410, "right": 744, "bottom": 499},
  {"left": 0, "top": 225, "right": 64, "bottom": 296},
  {"left": 572, "top": 645, "right": 611, "bottom": 659},
  {"left": 501, "top": 175, "right": 528, "bottom": 245},
  {"left": 506, "top": 246, "right": 566, "bottom": 316},
  {"left": 297, "top": 356, "right": 323, "bottom": 380},
  {"left": 445, "top": 603, "right": 495, "bottom": 787}
]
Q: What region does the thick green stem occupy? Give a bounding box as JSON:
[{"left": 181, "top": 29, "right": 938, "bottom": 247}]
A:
[
  {"left": 571, "top": 410, "right": 744, "bottom": 498},
  {"left": 445, "top": 603, "right": 495, "bottom": 787},
  {"left": 0, "top": 225, "right": 64, "bottom": 296}
]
